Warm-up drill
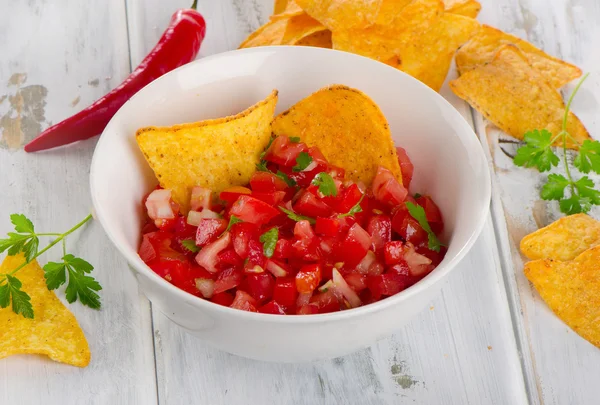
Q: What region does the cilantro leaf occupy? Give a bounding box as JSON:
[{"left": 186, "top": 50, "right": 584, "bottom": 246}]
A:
[
  {"left": 289, "top": 136, "right": 301, "bottom": 143},
  {"left": 43, "top": 261, "right": 68, "bottom": 290},
  {"left": 255, "top": 161, "right": 269, "bottom": 172},
  {"left": 11, "top": 214, "right": 35, "bottom": 234},
  {"left": 559, "top": 196, "right": 585, "bottom": 215},
  {"left": 293, "top": 152, "right": 313, "bottom": 172},
  {"left": 513, "top": 129, "right": 559, "bottom": 172},
  {"left": 276, "top": 170, "right": 297, "bottom": 187},
  {"left": 225, "top": 215, "right": 243, "bottom": 231},
  {"left": 181, "top": 240, "right": 200, "bottom": 253},
  {"left": 573, "top": 140, "right": 600, "bottom": 174},
  {"left": 312, "top": 172, "right": 338, "bottom": 197},
  {"left": 259, "top": 228, "right": 279, "bottom": 258},
  {"left": 574, "top": 176, "right": 600, "bottom": 205},
  {"left": 338, "top": 194, "right": 365, "bottom": 218},
  {"left": 0, "top": 275, "right": 33, "bottom": 318},
  {"left": 279, "top": 206, "right": 316, "bottom": 224},
  {"left": 405, "top": 201, "right": 444, "bottom": 252},
  {"left": 541, "top": 174, "right": 570, "bottom": 201}
]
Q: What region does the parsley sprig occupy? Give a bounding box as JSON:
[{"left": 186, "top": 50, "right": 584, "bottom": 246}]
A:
[
  {"left": 405, "top": 202, "right": 444, "bottom": 252},
  {"left": 513, "top": 73, "right": 600, "bottom": 215},
  {"left": 0, "top": 213, "right": 99, "bottom": 318}
]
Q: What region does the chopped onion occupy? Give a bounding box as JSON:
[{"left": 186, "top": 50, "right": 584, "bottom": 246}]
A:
[
  {"left": 355, "top": 250, "right": 376, "bottom": 274},
  {"left": 195, "top": 233, "right": 231, "bottom": 273},
  {"left": 297, "top": 292, "right": 312, "bottom": 307},
  {"left": 187, "top": 209, "right": 220, "bottom": 226},
  {"left": 404, "top": 243, "right": 432, "bottom": 277},
  {"left": 266, "top": 260, "right": 288, "bottom": 277},
  {"left": 332, "top": 269, "right": 361, "bottom": 308},
  {"left": 146, "top": 189, "right": 175, "bottom": 220},
  {"left": 318, "top": 280, "right": 334, "bottom": 293},
  {"left": 246, "top": 264, "right": 264, "bottom": 274},
  {"left": 302, "top": 161, "right": 318, "bottom": 172},
  {"left": 190, "top": 186, "right": 212, "bottom": 211},
  {"left": 195, "top": 278, "right": 215, "bottom": 298}
]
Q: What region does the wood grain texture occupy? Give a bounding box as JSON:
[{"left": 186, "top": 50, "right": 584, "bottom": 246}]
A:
[
  {"left": 475, "top": 1, "right": 600, "bottom": 404},
  {"left": 0, "top": 1, "right": 157, "bottom": 404}
]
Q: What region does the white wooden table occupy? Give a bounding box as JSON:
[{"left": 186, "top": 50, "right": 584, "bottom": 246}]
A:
[{"left": 1, "top": 1, "right": 599, "bottom": 404}]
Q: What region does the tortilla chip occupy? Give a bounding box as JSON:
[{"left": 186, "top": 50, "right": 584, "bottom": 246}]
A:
[
  {"left": 332, "top": 0, "right": 444, "bottom": 68},
  {"left": 271, "top": 85, "right": 402, "bottom": 185},
  {"left": 137, "top": 91, "right": 278, "bottom": 213},
  {"left": 295, "top": 29, "right": 333, "bottom": 48},
  {"left": 520, "top": 214, "right": 600, "bottom": 261},
  {"left": 282, "top": 13, "right": 327, "bottom": 44},
  {"left": 443, "top": 0, "right": 481, "bottom": 18},
  {"left": 274, "top": 0, "right": 288, "bottom": 15},
  {"left": 449, "top": 45, "right": 590, "bottom": 148},
  {"left": 271, "top": 0, "right": 304, "bottom": 20},
  {"left": 398, "top": 13, "right": 480, "bottom": 91},
  {"left": 239, "top": 18, "right": 289, "bottom": 49},
  {"left": 456, "top": 25, "right": 582, "bottom": 88},
  {"left": 524, "top": 245, "right": 600, "bottom": 348},
  {"left": 295, "top": 0, "right": 384, "bottom": 31},
  {"left": 0, "top": 255, "right": 91, "bottom": 367}
]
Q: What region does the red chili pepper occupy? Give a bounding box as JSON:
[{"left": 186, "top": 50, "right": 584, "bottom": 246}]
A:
[{"left": 25, "top": 1, "right": 206, "bottom": 152}]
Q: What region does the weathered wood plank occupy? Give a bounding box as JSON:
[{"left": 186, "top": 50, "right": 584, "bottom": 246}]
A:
[{"left": 0, "top": 1, "right": 157, "bottom": 404}]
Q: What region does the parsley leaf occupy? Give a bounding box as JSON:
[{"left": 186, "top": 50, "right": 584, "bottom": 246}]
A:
[
  {"left": 338, "top": 194, "right": 365, "bottom": 218},
  {"left": 255, "top": 161, "right": 269, "bottom": 172},
  {"left": 181, "top": 240, "right": 200, "bottom": 253},
  {"left": 0, "top": 275, "right": 33, "bottom": 318},
  {"left": 312, "top": 172, "right": 338, "bottom": 197},
  {"left": 405, "top": 202, "right": 444, "bottom": 252},
  {"left": 11, "top": 214, "right": 35, "bottom": 234},
  {"left": 574, "top": 140, "right": 600, "bottom": 174},
  {"left": 289, "top": 136, "right": 301, "bottom": 143},
  {"left": 0, "top": 214, "right": 40, "bottom": 262},
  {"left": 276, "top": 170, "right": 297, "bottom": 187},
  {"left": 259, "top": 228, "right": 279, "bottom": 258},
  {"left": 513, "top": 129, "right": 559, "bottom": 172},
  {"left": 279, "top": 206, "right": 316, "bottom": 224},
  {"left": 541, "top": 174, "right": 570, "bottom": 201},
  {"left": 574, "top": 176, "right": 600, "bottom": 205},
  {"left": 559, "top": 196, "right": 585, "bottom": 215},
  {"left": 225, "top": 215, "right": 243, "bottom": 231},
  {"left": 293, "top": 152, "right": 313, "bottom": 172},
  {"left": 43, "top": 254, "right": 101, "bottom": 310}
]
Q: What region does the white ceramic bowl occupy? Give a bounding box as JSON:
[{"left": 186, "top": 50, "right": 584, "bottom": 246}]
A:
[{"left": 90, "top": 46, "right": 490, "bottom": 362}]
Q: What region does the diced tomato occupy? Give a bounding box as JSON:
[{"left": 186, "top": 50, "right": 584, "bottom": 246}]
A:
[
  {"left": 297, "top": 304, "right": 319, "bottom": 315},
  {"left": 315, "top": 217, "right": 340, "bottom": 236},
  {"left": 195, "top": 219, "right": 227, "bottom": 247},
  {"left": 246, "top": 273, "right": 275, "bottom": 303},
  {"left": 367, "top": 215, "right": 391, "bottom": 251},
  {"left": 310, "top": 290, "right": 340, "bottom": 313},
  {"left": 168, "top": 262, "right": 205, "bottom": 295},
  {"left": 372, "top": 167, "right": 408, "bottom": 206},
  {"left": 391, "top": 205, "right": 428, "bottom": 246},
  {"left": 211, "top": 291, "right": 234, "bottom": 307},
  {"left": 219, "top": 186, "right": 251, "bottom": 205},
  {"left": 195, "top": 278, "right": 215, "bottom": 298},
  {"left": 230, "top": 290, "right": 258, "bottom": 312},
  {"left": 195, "top": 233, "right": 231, "bottom": 273},
  {"left": 295, "top": 264, "right": 322, "bottom": 293},
  {"left": 139, "top": 234, "right": 158, "bottom": 263},
  {"left": 335, "top": 223, "right": 371, "bottom": 266},
  {"left": 250, "top": 171, "right": 289, "bottom": 192},
  {"left": 154, "top": 218, "right": 177, "bottom": 232},
  {"left": 355, "top": 250, "right": 377, "bottom": 274},
  {"left": 416, "top": 245, "right": 447, "bottom": 266},
  {"left": 141, "top": 218, "right": 159, "bottom": 234},
  {"left": 246, "top": 238, "right": 266, "bottom": 267},
  {"left": 251, "top": 191, "right": 286, "bottom": 206},
  {"left": 334, "top": 184, "right": 363, "bottom": 213},
  {"left": 294, "top": 220, "right": 315, "bottom": 240},
  {"left": 388, "top": 258, "right": 411, "bottom": 276},
  {"left": 396, "top": 147, "right": 414, "bottom": 189},
  {"left": 403, "top": 243, "right": 433, "bottom": 277},
  {"left": 293, "top": 190, "right": 332, "bottom": 218},
  {"left": 273, "top": 238, "right": 293, "bottom": 259},
  {"left": 264, "top": 135, "right": 307, "bottom": 166},
  {"left": 213, "top": 267, "right": 243, "bottom": 295},
  {"left": 217, "top": 247, "right": 243, "bottom": 268},
  {"left": 331, "top": 269, "right": 361, "bottom": 308},
  {"left": 230, "top": 222, "right": 259, "bottom": 259},
  {"left": 273, "top": 277, "right": 298, "bottom": 308},
  {"left": 367, "top": 273, "right": 410, "bottom": 300},
  {"left": 258, "top": 300, "right": 286, "bottom": 314},
  {"left": 416, "top": 195, "right": 444, "bottom": 234},
  {"left": 384, "top": 241, "right": 405, "bottom": 265},
  {"left": 344, "top": 273, "right": 367, "bottom": 292},
  {"left": 337, "top": 215, "right": 357, "bottom": 233},
  {"left": 229, "top": 195, "right": 280, "bottom": 225}
]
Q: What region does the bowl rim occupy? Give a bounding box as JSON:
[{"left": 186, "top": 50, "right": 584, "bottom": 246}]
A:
[{"left": 90, "top": 45, "right": 491, "bottom": 324}]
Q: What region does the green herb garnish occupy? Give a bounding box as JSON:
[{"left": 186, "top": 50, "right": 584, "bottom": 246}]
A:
[
  {"left": 181, "top": 239, "right": 200, "bottom": 253},
  {"left": 312, "top": 172, "right": 337, "bottom": 196},
  {"left": 279, "top": 206, "right": 316, "bottom": 224},
  {"left": 405, "top": 202, "right": 444, "bottom": 252},
  {"left": 293, "top": 152, "right": 313, "bottom": 172},
  {"left": 259, "top": 228, "right": 279, "bottom": 258},
  {"left": 338, "top": 194, "right": 365, "bottom": 218}
]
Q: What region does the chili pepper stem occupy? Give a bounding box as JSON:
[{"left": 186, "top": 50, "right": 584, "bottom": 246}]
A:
[{"left": 191, "top": 0, "right": 198, "bottom": 10}]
